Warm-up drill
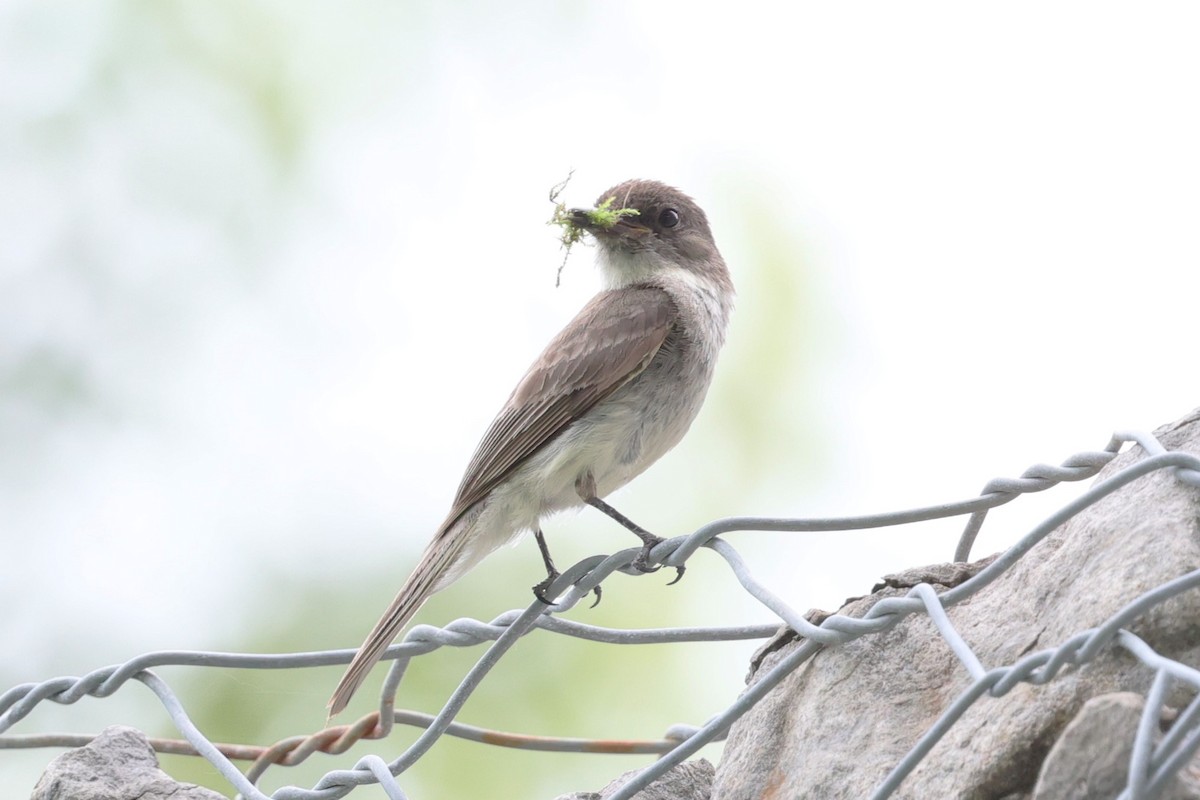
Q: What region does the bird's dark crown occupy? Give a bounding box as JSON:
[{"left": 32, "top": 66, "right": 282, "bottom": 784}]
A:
[{"left": 594, "top": 179, "right": 714, "bottom": 245}]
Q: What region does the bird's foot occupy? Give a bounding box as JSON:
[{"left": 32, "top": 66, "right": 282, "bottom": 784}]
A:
[
  {"left": 532, "top": 571, "right": 559, "bottom": 605},
  {"left": 532, "top": 572, "right": 602, "bottom": 608},
  {"left": 630, "top": 539, "right": 663, "bottom": 573},
  {"left": 575, "top": 486, "right": 685, "bottom": 587},
  {"left": 629, "top": 535, "right": 686, "bottom": 585}
]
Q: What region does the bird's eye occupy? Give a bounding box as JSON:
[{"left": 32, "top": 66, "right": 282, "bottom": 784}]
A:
[{"left": 657, "top": 208, "right": 681, "bottom": 228}]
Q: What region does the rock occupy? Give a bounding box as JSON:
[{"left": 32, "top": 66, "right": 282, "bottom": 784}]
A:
[
  {"left": 710, "top": 408, "right": 1200, "bottom": 799},
  {"left": 1035, "top": 692, "right": 1141, "bottom": 799},
  {"left": 555, "top": 758, "right": 714, "bottom": 800},
  {"left": 1032, "top": 692, "right": 1200, "bottom": 800},
  {"left": 32, "top": 725, "right": 226, "bottom": 800}
]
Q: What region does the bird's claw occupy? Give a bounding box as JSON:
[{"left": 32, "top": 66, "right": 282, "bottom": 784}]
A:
[
  {"left": 630, "top": 552, "right": 662, "bottom": 574},
  {"left": 630, "top": 538, "right": 685, "bottom": 586},
  {"left": 532, "top": 571, "right": 559, "bottom": 606},
  {"left": 532, "top": 573, "right": 603, "bottom": 609},
  {"left": 630, "top": 537, "right": 665, "bottom": 574}
]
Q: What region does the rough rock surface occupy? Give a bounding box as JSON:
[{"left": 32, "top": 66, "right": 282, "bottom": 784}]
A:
[
  {"left": 1031, "top": 692, "right": 1200, "bottom": 799},
  {"left": 711, "top": 408, "right": 1200, "bottom": 799},
  {"left": 555, "top": 758, "right": 714, "bottom": 800},
  {"left": 32, "top": 725, "right": 226, "bottom": 800}
]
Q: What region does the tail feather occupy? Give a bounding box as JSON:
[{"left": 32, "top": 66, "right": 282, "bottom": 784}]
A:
[{"left": 327, "top": 532, "right": 464, "bottom": 717}]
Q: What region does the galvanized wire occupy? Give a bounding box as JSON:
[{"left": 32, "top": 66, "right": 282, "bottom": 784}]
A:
[{"left": 2, "top": 429, "right": 1199, "bottom": 799}]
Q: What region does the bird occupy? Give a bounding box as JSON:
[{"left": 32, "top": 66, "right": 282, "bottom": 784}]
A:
[{"left": 328, "top": 178, "right": 734, "bottom": 716}]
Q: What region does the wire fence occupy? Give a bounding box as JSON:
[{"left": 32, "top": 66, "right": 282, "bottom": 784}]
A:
[{"left": 3, "top": 427, "right": 1200, "bottom": 799}]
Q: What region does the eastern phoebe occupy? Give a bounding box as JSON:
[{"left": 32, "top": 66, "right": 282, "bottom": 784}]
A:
[{"left": 328, "top": 179, "right": 734, "bottom": 715}]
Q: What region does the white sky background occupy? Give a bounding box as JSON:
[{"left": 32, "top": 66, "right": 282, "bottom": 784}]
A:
[{"left": 3, "top": 1, "right": 1200, "bottom": 795}]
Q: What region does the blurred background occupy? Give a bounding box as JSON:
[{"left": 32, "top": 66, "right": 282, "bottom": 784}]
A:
[{"left": 3, "top": 2, "right": 1199, "bottom": 797}]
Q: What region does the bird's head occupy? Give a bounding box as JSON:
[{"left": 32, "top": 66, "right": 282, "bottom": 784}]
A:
[{"left": 563, "top": 179, "right": 727, "bottom": 291}]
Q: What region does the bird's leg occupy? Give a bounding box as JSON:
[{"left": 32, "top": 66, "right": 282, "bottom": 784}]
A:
[
  {"left": 531, "top": 528, "right": 558, "bottom": 604},
  {"left": 575, "top": 472, "right": 685, "bottom": 584},
  {"left": 532, "top": 527, "right": 601, "bottom": 608}
]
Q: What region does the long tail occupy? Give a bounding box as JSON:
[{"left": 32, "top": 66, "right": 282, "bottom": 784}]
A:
[{"left": 327, "top": 529, "right": 466, "bottom": 717}]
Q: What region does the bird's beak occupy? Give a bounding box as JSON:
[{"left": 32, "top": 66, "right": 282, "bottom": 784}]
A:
[{"left": 568, "top": 207, "right": 651, "bottom": 239}]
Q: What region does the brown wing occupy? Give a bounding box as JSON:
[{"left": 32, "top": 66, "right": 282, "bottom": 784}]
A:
[
  {"left": 441, "top": 285, "right": 677, "bottom": 530},
  {"left": 328, "top": 285, "right": 675, "bottom": 717}
]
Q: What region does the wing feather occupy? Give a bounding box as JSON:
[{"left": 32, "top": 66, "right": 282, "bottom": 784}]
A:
[
  {"left": 442, "top": 285, "right": 676, "bottom": 529},
  {"left": 328, "top": 285, "right": 676, "bottom": 716}
]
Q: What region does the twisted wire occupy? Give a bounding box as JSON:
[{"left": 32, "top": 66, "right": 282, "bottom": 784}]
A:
[{"left": 3, "top": 430, "right": 1199, "bottom": 800}]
